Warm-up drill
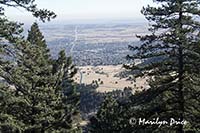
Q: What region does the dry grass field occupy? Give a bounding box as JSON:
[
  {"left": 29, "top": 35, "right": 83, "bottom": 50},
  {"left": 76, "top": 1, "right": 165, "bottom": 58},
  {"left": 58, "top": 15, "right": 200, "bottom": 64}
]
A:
[{"left": 74, "top": 65, "right": 149, "bottom": 93}]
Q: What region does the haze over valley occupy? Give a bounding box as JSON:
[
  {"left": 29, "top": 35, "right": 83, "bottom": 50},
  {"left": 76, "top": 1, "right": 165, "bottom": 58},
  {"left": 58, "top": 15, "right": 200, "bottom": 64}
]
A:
[
  {"left": 36, "top": 23, "right": 149, "bottom": 91},
  {"left": 36, "top": 23, "right": 148, "bottom": 66}
]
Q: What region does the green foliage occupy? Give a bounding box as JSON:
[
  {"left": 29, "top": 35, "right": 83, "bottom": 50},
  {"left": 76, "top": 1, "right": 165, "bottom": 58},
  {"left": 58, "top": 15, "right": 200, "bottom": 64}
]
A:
[
  {"left": 89, "top": 0, "right": 200, "bottom": 132},
  {"left": 0, "top": 0, "right": 56, "bottom": 22},
  {"left": 88, "top": 90, "right": 135, "bottom": 133},
  {"left": 0, "top": 1, "right": 82, "bottom": 132},
  {"left": 0, "top": 23, "right": 81, "bottom": 132},
  {"left": 0, "top": 0, "right": 56, "bottom": 56},
  {"left": 124, "top": 0, "right": 200, "bottom": 132},
  {"left": 0, "top": 0, "right": 56, "bottom": 69},
  {"left": 89, "top": 96, "right": 123, "bottom": 133}
]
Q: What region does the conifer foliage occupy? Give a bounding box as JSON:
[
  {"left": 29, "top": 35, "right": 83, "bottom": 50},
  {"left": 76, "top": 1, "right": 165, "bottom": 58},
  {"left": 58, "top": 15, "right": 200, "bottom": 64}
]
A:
[
  {"left": 89, "top": 0, "right": 200, "bottom": 132},
  {"left": 89, "top": 96, "right": 121, "bottom": 133},
  {"left": 0, "top": 23, "right": 81, "bottom": 132},
  {"left": 0, "top": 0, "right": 56, "bottom": 22},
  {"left": 125, "top": 0, "right": 200, "bottom": 132}
]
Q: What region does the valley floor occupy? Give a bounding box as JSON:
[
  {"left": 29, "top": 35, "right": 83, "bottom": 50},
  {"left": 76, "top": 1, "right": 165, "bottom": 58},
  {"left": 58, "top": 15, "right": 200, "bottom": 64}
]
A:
[{"left": 74, "top": 65, "right": 148, "bottom": 92}]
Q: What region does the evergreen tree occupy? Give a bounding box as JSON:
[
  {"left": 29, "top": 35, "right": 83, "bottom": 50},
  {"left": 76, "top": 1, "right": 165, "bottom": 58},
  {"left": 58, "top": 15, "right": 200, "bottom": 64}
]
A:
[
  {"left": 0, "top": 1, "right": 81, "bottom": 132},
  {"left": 0, "top": 23, "right": 81, "bottom": 132},
  {"left": 0, "top": 0, "right": 56, "bottom": 98},
  {"left": 0, "top": 0, "right": 56, "bottom": 75},
  {"left": 124, "top": 0, "right": 200, "bottom": 132},
  {"left": 0, "top": 0, "right": 56, "bottom": 59},
  {"left": 89, "top": 0, "right": 200, "bottom": 132},
  {"left": 89, "top": 96, "right": 122, "bottom": 133},
  {"left": 88, "top": 92, "right": 135, "bottom": 133}
]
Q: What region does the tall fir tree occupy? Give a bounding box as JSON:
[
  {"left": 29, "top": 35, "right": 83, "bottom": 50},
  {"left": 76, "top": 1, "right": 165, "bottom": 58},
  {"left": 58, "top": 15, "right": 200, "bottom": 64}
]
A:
[
  {"left": 0, "top": 0, "right": 56, "bottom": 80},
  {"left": 124, "top": 0, "right": 200, "bottom": 132},
  {"left": 89, "top": 0, "right": 200, "bottom": 132},
  {"left": 0, "top": 0, "right": 56, "bottom": 59},
  {"left": 0, "top": 1, "right": 56, "bottom": 132},
  {"left": 0, "top": 23, "right": 81, "bottom": 132}
]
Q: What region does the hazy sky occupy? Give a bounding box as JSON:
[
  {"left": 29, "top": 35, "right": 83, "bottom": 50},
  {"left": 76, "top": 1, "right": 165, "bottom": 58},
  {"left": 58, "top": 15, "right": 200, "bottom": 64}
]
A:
[{"left": 4, "top": 0, "right": 153, "bottom": 24}]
